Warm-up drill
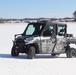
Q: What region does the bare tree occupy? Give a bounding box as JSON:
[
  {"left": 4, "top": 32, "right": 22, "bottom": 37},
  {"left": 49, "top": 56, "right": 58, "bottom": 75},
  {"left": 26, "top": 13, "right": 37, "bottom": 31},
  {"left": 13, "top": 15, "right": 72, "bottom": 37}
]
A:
[{"left": 73, "top": 10, "right": 76, "bottom": 21}]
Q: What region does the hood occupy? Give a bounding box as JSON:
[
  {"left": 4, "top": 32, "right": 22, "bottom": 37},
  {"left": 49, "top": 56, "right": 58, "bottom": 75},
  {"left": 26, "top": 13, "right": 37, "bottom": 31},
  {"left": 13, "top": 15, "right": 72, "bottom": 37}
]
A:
[
  {"left": 15, "top": 35, "right": 40, "bottom": 45},
  {"left": 16, "top": 35, "right": 39, "bottom": 40},
  {"left": 16, "top": 36, "right": 30, "bottom": 40}
]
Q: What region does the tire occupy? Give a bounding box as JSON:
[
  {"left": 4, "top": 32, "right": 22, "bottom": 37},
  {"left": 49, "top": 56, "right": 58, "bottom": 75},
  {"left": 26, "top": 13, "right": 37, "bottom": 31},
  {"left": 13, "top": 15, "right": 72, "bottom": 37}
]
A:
[
  {"left": 11, "top": 46, "right": 19, "bottom": 56},
  {"left": 51, "top": 54, "right": 60, "bottom": 57},
  {"left": 27, "top": 46, "right": 35, "bottom": 59},
  {"left": 51, "top": 54, "right": 57, "bottom": 56},
  {"left": 66, "top": 48, "right": 76, "bottom": 58}
]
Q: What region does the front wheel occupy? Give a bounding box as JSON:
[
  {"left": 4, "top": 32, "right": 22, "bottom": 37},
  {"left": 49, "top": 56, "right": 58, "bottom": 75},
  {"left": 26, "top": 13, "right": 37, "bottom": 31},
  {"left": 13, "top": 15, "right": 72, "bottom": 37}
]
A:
[
  {"left": 27, "top": 46, "right": 35, "bottom": 59},
  {"left": 66, "top": 48, "right": 76, "bottom": 58},
  {"left": 11, "top": 46, "right": 19, "bottom": 56}
]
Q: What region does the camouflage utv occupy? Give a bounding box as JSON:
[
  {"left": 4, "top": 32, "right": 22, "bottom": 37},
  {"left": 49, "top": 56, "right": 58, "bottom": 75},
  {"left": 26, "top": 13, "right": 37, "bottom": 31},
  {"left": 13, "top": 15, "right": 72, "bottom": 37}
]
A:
[{"left": 11, "top": 21, "right": 76, "bottom": 59}]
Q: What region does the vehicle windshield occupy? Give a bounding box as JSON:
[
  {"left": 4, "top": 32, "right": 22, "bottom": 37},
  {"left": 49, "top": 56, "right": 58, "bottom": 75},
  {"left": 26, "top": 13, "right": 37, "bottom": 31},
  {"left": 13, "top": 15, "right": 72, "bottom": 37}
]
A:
[{"left": 23, "top": 23, "right": 45, "bottom": 36}]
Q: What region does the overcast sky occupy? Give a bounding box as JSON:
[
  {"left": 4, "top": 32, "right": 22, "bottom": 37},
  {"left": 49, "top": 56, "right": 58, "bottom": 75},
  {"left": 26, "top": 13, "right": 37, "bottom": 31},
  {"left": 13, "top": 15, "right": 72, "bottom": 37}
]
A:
[{"left": 0, "top": 0, "right": 76, "bottom": 18}]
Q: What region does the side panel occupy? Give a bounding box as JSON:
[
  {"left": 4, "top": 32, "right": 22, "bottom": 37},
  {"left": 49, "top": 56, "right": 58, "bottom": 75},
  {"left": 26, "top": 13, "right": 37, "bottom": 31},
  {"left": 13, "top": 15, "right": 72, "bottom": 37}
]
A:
[
  {"left": 53, "top": 24, "right": 67, "bottom": 53},
  {"left": 41, "top": 36, "right": 56, "bottom": 54},
  {"left": 54, "top": 36, "right": 67, "bottom": 53}
]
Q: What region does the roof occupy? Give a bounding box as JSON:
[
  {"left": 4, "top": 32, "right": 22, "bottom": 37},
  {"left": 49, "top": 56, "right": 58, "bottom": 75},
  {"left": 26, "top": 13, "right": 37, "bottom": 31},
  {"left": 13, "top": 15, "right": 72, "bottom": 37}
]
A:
[{"left": 29, "top": 20, "right": 67, "bottom": 26}]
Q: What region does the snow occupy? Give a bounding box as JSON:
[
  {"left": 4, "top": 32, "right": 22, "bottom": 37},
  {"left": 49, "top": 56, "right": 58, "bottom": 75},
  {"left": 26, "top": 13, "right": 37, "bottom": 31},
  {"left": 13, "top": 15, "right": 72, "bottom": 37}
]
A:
[{"left": 0, "top": 22, "right": 76, "bottom": 75}]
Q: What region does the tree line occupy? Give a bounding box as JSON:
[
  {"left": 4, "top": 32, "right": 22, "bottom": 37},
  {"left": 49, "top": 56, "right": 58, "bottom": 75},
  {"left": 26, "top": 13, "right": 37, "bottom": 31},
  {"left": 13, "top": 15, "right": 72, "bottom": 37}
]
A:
[
  {"left": 0, "top": 18, "right": 5, "bottom": 23},
  {"left": 0, "top": 10, "right": 76, "bottom": 23}
]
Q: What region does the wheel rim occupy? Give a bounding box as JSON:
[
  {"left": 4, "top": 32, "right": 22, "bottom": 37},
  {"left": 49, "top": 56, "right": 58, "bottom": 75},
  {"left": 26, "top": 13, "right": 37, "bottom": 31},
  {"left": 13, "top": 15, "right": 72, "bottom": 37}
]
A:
[{"left": 71, "top": 50, "right": 76, "bottom": 58}]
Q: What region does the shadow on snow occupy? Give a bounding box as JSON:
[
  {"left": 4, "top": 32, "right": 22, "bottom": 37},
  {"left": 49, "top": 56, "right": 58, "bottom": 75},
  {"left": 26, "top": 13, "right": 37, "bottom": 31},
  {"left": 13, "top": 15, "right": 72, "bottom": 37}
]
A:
[{"left": 0, "top": 53, "right": 67, "bottom": 59}]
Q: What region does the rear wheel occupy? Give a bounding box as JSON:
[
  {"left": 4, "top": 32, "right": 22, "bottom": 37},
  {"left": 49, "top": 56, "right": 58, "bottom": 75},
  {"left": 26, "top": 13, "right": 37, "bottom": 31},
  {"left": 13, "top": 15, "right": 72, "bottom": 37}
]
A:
[
  {"left": 51, "top": 54, "right": 57, "bottom": 56},
  {"left": 51, "top": 54, "right": 60, "bottom": 57},
  {"left": 11, "top": 46, "right": 19, "bottom": 56},
  {"left": 66, "top": 48, "right": 76, "bottom": 58},
  {"left": 27, "top": 46, "right": 35, "bottom": 59}
]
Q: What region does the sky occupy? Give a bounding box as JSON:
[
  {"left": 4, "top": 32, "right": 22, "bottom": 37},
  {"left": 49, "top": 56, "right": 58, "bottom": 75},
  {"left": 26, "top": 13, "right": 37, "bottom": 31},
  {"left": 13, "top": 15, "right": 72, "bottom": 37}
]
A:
[{"left": 0, "top": 0, "right": 76, "bottom": 18}]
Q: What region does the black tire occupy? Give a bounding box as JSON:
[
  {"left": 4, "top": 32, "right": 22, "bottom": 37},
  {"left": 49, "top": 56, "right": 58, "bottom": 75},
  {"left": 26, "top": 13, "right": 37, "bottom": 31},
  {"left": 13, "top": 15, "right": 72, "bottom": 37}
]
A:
[
  {"left": 51, "top": 54, "right": 57, "bottom": 56},
  {"left": 27, "top": 46, "right": 35, "bottom": 59},
  {"left": 11, "top": 46, "right": 19, "bottom": 56},
  {"left": 66, "top": 48, "right": 76, "bottom": 58},
  {"left": 51, "top": 54, "right": 60, "bottom": 57}
]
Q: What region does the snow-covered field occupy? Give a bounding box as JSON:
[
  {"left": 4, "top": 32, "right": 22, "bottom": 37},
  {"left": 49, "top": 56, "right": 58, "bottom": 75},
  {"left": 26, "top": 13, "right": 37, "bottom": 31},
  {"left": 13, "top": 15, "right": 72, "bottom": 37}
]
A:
[{"left": 0, "top": 22, "right": 76, "bottom": 75}]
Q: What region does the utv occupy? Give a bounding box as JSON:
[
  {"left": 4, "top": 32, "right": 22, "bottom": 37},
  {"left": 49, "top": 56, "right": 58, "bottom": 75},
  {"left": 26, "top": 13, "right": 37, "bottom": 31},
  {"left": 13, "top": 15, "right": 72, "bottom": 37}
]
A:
[{"left": 11, "top": 21, "right": 76, "bottom": 59}]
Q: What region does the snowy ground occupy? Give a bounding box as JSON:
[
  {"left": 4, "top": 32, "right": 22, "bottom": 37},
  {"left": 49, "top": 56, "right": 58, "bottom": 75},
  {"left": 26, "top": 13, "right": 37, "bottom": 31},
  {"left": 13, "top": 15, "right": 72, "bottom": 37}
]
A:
[{"left": 0, "top": 22, "right": 76, "bottom": 75}]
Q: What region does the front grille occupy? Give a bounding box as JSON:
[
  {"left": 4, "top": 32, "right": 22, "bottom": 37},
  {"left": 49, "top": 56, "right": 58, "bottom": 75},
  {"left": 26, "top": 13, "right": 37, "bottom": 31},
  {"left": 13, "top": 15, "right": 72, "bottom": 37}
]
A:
[{"left": 16, "top": 39, "right": 25, "bottom": 47}]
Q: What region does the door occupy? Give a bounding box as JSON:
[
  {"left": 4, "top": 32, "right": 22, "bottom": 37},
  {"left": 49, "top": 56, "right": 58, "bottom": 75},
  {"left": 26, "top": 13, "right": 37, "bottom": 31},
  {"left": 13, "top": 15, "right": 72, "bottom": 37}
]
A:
[
  {"left": 41, "top": 24, "right": 56, "bottom": 54},
  {"left": 54, "top": 25, "right": 67, "bottom": 53}
]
